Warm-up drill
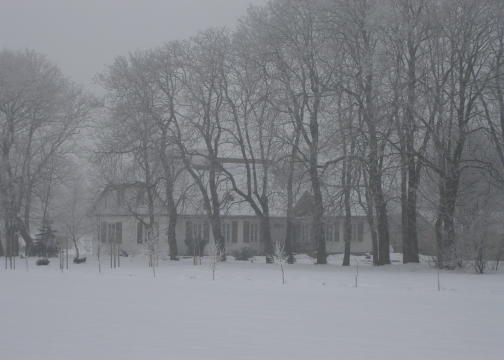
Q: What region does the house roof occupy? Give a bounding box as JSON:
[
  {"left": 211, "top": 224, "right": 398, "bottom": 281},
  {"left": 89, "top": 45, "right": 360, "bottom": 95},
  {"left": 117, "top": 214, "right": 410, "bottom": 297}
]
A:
[
  {"left": 292, "top": 191, "right": 315, "bottom": 217},
  {"left": 90, "top": 182, "right": 164, "bottom": 217}
]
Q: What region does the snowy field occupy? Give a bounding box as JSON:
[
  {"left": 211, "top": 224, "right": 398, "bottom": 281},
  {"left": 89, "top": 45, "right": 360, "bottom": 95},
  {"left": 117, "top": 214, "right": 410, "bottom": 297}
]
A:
[{"left": 1, "top": 255, "right": 503, "bottom": 360}]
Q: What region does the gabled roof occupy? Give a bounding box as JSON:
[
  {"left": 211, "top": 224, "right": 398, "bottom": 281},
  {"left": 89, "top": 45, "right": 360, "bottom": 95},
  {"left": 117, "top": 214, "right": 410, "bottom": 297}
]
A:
[
  {"left": 293, "top": 191, "right": 315, "bottom": 217},
  {"left": 90, "top": 182, "right": 164, "bottom": 216}
]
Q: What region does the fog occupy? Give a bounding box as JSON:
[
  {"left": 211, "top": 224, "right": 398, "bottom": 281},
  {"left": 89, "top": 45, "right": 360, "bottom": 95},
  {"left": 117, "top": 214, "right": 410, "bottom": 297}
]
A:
[
  {"left": 0, "top": 0, "right": 265, "bottom": 90},
  {"left": 1, "top": 1, "right": 503, "bottom": 358}
]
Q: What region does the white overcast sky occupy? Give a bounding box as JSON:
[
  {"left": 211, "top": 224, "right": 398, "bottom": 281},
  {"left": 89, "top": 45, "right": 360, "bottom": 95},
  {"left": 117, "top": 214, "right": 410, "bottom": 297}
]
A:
[{"left": 0, "top": 0, "right": 265, "bottom": 92}]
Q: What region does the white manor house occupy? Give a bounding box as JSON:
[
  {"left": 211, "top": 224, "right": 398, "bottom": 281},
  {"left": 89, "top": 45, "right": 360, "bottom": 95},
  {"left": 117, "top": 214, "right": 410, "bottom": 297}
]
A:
[{"left": 91, "top": 183, "right": 373, "bottom": 258}]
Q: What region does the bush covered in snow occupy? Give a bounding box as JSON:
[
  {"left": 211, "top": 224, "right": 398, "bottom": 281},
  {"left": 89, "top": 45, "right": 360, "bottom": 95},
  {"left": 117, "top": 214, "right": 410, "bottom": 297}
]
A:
[{"left": 232, "top": 247, "right": 257, "bottom": 261}]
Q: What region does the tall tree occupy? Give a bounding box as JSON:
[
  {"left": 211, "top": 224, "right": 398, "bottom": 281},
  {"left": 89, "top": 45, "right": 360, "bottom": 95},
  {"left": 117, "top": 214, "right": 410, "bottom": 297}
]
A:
[
  {"left": 336, "top": 0, "right": 393, "bottom": 265},
  {"left": 0, "top": 50, "right": 91, "bottom": 261},
  {"left": 171, "top": 30, "right": 230, "bottom": 259},
  {"left": 245, "top": 0, "right": 341, "bottom": 264}
]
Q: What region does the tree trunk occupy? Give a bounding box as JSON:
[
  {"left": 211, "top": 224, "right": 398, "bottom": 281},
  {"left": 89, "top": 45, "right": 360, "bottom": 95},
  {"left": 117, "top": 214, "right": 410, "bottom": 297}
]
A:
[
  {"left": 23, "top": 182, "right": 33, "bottom": 234},
  {"left": 375, "top": 189, "right": 391, "bottom": 265},
  {"left": 166, "top": 184, "right": 179, "bottom": 260},
  {"left": 260, "top": 214, "right": 274, "bottom": 263},
  {"left": 364, "top": 58, "right": 390, "bottom": 265},
  {"left": 167, "top": 209, "right": 178, "bottom": 260},
  {"left": 364, "top": 176, "right": 379, "bottom": 266},
  {"left": 342, "top": 156, "right": 352, "bottom": 266},
  {"left": 284, "top": 129, "right": 300, "bottom": 264},
  {"left": 400, "top": 147, "right": 409, "bottom": 261},
  {"left": 311, "top": 164, "right": 326, "bottom": 264},
  {"left": 209, "top": 164, "right": 225, "bottom": 261},
  {"left": 368, "top": 151, "right": 391, "bottom": 265},
  {"left": 210, "top": 213, "right": 225, "bottom": 261},
  {"left": 435, "top": 175, "right": 459, "bottom": 269},
  {"left": 405, "top": 171, "right": 420, "bottom": 263},
  {"left": 73, "top": 236, "right": 80, "bottom": 259}
]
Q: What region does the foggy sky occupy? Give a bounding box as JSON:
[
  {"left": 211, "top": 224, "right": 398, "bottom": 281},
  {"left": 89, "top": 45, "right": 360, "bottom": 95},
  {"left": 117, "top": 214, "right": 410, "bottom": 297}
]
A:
[{"left": 0, "top": 0, "right": 265, "bottom": 92}]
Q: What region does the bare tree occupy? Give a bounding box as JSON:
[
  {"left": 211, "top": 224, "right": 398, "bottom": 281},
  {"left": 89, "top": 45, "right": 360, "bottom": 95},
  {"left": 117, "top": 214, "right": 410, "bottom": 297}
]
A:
[
  {"left": 245, "top": 0, "right": 342, "bottom": 264},
  {"left": 170, "top": 30, "right": 230, "bottom": 260},
  {"left": 421, "top": 0, "right": 495, "bottom": 269},
  {"left": 152, "top": 42, "right": 199, "bottom": 260},
  {"left": 385, "top": 0, "right": 433, "bottom": 263},
  {"left": 0, "top": 50, "right": 91, "bottom": 266},
  {"left": 97, "top": 52, "right": 162, "bottom": 270},
  {"left": 334, "top": 0, "right": 394, "bottom": 265}
]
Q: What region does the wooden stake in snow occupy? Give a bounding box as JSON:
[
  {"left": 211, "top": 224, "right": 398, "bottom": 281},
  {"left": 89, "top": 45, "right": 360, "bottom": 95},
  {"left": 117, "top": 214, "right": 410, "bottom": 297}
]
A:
[
  {"left": 437, "top": 269, "right": 441, "bottom": 291},
  {"left": 355, "top": 262, "right": 359, "bottom": 288}
]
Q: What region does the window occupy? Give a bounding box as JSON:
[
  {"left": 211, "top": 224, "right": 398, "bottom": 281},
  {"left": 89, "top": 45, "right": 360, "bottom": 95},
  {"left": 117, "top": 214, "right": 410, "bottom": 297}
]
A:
[
  {"left": 203, "top": 222, "right": 210, "bottom": 242},
  {"left": 250, "top": 223, "right": 258, "bottom": 242},
  {"left": 304, "top": 223, "right": 310, "bottom": 243},
  {"left": 115, "top": 222, "right": 122, "bottom": 243},
  {"left": 138, "top": 221, "right": 158, "bottom": 243},
  {"left": 194, "top": 222, "right": 203, "bottom": 241},
  {"left": 357, "top": 222, "right": 364, "bottom": 242},
  {"left": 221, "top": 223, "right": 231, "bottom": 243},
  {"left": 100, "top": 221, "right": 122, "bottom": 243},
  {"left": 323, "top": 223, "right": 342, "bottom": 242},
  {"left": 137, "top": 222, "right": 144, "bottom": 244},
  {"left": 243, "top": 221, "right": 258, "bottom": 243},
  {"left": 109, "top": 223, "right": 115, "bottom": 245},
  {"left": 351, "top": 222, "right": 364, "bottom": 242},
  {"left": 100, "top": 222, "right": 107, "bottom": 243},
  {"left": 243, "top": 221, "right": 249, "bottom": 243},
  {"left": 232, "top": 221, "right": 238, "bottom": 243},
  {"left": 187, "top": 220, "right": 210, "bottom": 243}
]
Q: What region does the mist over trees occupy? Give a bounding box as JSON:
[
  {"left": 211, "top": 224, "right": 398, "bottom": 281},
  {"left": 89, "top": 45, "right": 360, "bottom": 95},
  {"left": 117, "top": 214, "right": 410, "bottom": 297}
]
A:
[
  {"left": 0, "top": 49, "right": 94, "bottom": 266},
  {"left": 2, "top": 0, "right": 504, "bottom": 271}
]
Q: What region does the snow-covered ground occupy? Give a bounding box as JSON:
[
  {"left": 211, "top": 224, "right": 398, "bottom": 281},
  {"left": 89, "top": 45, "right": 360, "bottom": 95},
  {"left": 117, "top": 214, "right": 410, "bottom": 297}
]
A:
[{"left": 1, "top": 255, "right": 503, "bottom": 360}]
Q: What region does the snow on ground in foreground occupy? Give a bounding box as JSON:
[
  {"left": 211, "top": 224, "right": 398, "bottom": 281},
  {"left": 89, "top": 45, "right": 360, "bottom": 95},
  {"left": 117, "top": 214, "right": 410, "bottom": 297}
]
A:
[{"left": 1, "top": 256, "right": 503, "bottom": 360}]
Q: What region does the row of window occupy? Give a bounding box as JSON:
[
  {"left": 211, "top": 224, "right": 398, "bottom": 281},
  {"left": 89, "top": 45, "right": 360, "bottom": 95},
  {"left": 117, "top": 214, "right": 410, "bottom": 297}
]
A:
[
  {"left": 137, "top": 222, "right": 159, "bottom": 244},
  {"left": 99, "top": 220, "right": 364, "bottom": 245},
  {"left": 186, "top": 221, "right": 210, "bottom": 242},
  {"left": 99, "top": 222, "right": 122, "bottom": 244},
  {"left": 297, "top": 222, "right": 365, "bottom": 243},
  {"left": 186, "top": 220, "right": 260, "bottom": 244}
]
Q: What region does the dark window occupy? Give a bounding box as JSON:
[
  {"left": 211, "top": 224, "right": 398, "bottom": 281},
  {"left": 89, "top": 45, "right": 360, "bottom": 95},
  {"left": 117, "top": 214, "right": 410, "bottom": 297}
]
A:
[
  {"left": 352, "top": 223, "right": 356, "bottom": 241},
  {"left": 185, "top": 221, "right": 193, "bottom": 243},
  {"left": 324, "top": 223, "right": 333, "bottom": 242},
  {"left": 294, "top": 223, "right": 302, "bottom": 245},
  {"left": 232, "top": 221, "right": 238, "bottom": 243},
  {"left": 243, "top": 221, "right": 250, "bottom": 243},
  {"left": 115, "top": 222, "right": 122, "bottom": 244},
  {"left": 250, "top": 223, "right": 258, "bottom": 242},
  {"left": 221, "top": 223, "right": 231, "bottom": 243},
  {"left": 335, "top": 221, "right": 340, "bottom": 242},
  {"left": 100, "top": 222, "right": 107, "bottom": 243},
  {"left": 357, "top": 222, "right": 364, "bottom": 242},
  {"left": 137, "top": 222, "right": 144, "bottom": 244},
  {"left": 107, "top": 223, "right": 115, "bottom": 244},
  {"left": 194, "top": 222, "right": 202, "bottom": 241},
  {"left": 203, "top": 221, "right": 210, "bottom": 242}
]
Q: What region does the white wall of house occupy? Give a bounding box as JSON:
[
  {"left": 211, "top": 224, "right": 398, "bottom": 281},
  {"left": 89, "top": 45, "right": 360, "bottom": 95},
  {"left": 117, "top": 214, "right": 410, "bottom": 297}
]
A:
[{"left": 93, "top": 215, "right": 373, "bottom": 257}]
